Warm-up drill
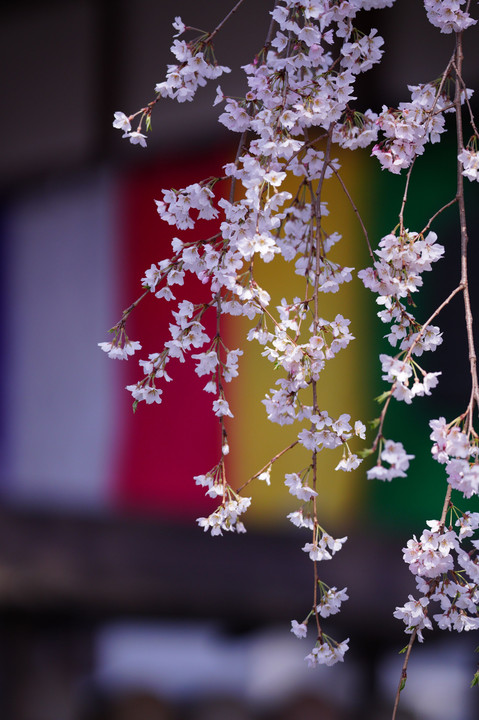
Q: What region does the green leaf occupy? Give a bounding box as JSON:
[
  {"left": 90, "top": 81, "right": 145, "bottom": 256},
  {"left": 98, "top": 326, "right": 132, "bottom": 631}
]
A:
[
  {"left": 471, "top": 671, "right": 479, "bottom": 688},
  {"left": 399, "top": 677, "right": 406, "bottom": 692},
  {"left": 146, "top": 115, "right": 152, "bottom": 132},
  {"left": 374, "top": 391, "right": 390, "bottom": 404},
  {"left": 368, "top": 417, "right": 381, "bottom": 429},
  {"left": 398, "top": 645, "right": 409, "bottom": 654},
  {"left": 358, "top": 447, "right": 375, "bottom": 459}
]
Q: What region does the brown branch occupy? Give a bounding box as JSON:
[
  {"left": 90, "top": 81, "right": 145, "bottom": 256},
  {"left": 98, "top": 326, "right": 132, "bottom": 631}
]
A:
[
  {"left": 421, "top": 196, "right": 458, "bottom": 235},
  {"left": 330, "top": 165, "right": 374, "bottom": 259},
  {"left": 430, "top": 51, "right": 456, "bottom": 116},
  {"left": 391, "top": 629, "right": 417, "bottom": 720},
  {"left": 207, "top": 0, "right": 247, "bottom": 43},
  {"left": 235, "top": 440, "right": 299, "bottom": 493},
  {"left": 111, "top": 288, "right": 150, "bottom": 332},
  {"left": 439, "top": 484, "right": 453, "bottom": 528},
  {"left": 399, "top": 160, "right": 415, "bottom": 234},
  {"left": 454, "top": 33, "right": 479, "bottom": 429}
]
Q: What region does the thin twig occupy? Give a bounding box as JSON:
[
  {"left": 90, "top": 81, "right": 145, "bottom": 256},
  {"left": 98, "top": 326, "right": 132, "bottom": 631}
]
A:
[
  {"left": 330, "top": 165, "right": 374, "bottom": 259},
  {"left": 399, "top": 161, "right": 415, "bottom": 234},
  {"left": 229, "top": 130, "right": 249, "bottom": 204},
  {"left": 112, "top": 288, "right": 150, "bottom": 331},
  {"left": 236, "top": 440, "right": 299, "bottom": 493},
  {"left": 421, "top": 196, "right": 458, "bottom": 235},
  {"left": 430, "top": 51, "right": 456, "bottom": 116},
  {"left": 405, "top": 284, "right": 463, "bottom": 362},
  {"left": 452, "top": 60, "right": 479, "bottom": 138},
  {"left": 207, "top": 0, "right": 247, "bottom": 43},
  {"left": 391, "top": 629, "right": 417, "bottom": 720},
  {"left": 264, "top": 1, "right": 280, "bottom": 51}
]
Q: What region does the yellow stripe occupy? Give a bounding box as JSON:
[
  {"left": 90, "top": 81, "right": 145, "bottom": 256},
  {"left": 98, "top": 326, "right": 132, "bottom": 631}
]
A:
[{"left": 226, "top": 148, "right": 373, "bottom": 532}]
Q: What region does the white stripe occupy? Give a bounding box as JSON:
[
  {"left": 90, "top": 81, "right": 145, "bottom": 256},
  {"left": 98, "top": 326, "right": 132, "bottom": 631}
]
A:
[{"left": 3, "top": 170, "right": 120, "bottom": 508}]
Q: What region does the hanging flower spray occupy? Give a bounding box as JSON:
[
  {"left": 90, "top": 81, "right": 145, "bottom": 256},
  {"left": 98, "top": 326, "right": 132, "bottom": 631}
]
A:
[{"left": 100, "top": 1, "right": 479, "bottom": 714}]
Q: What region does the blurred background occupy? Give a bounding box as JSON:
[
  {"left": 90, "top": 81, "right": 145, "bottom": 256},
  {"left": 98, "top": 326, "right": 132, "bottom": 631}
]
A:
[{"left": 0, "top": 1, "right": 479, "bottom": 718}]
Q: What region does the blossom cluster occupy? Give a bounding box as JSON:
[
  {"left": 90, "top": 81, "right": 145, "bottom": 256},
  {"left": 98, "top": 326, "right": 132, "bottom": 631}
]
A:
[
  {"left": 372, "top": 83, "right": 451, "bottom": 173},
  {"left": 424, "top": 0, "right": 477, "bottom": 34},
  {"left": 154, "top": 18, "right": 230, "bottom": 105},
  {"left": 430, "top": 417, "right": 479, "bottom": 498},
  {"left": 458, "top": 147, "right": 479, "bottom": 182},
  {"left": 112, "top": 111, "right": 148, "bottom": 148},
  {"left": 394, "top": 419, "right": 479, "bottom": 643},
  {"left": 112, "top": 17, "right": 230, "bottom": 147},
  {"left": 155, "top": 182, "right": 218, "bottom": 230},
  {"left": 367, "top": 439, "right": 414, "bottom": 481},
  {"left": 305, "top": 637, "right": 350, "bottom": 667},
  {"left": 359, "top": 228, "right": 444, "bottom": 411},
  {"left": 196, "top": 468, "right": 251, "bottom": 535},
  {"left": 359, "top": 229, "right": 444, "bottom": 334},
  {"left": 291, "top": 583, "right": 349, "bottom": 667},
  {"left": 395, "top": 513, "right": 479, "bottom": 641},
  {"left": 98, "top": 338, "right": 141, "bottom": 361}
]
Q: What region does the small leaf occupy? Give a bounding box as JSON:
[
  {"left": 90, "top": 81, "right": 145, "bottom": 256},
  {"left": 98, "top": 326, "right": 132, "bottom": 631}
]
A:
[
  {"left": 358, "top": 447, "right": 375, "bottom": 459},
  {"left": 398, "top": 645, "right": 409, "bottom": 655},
  {"left": 374, "top": 391, "right": 390, "bottom": 404},
  {"left": 471, "top": 671, "right": 479, "bottom": 688}
]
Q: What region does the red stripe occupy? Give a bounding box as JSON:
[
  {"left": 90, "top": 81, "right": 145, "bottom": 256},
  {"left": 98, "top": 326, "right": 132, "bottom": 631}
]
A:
[{"left": 113, "top": 145, "right": 231, "bottom": 519}]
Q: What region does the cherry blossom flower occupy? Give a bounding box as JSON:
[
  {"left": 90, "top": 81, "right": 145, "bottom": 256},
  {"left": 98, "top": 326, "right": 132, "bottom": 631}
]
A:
[
  {"left": 112, "top": 111, "right": 131, "bottom": 132},
  {"left": 458, "top": 148, "right": 479, "bottom": 181},
  {"left": 126, "top": 131, "right": 147, "bottom": 147},
  {"left": 212, "top": 397, "right": 233, "bottom": 418},
  {"left": 172, "top": 16, "right": 186, "bottom": 37},
  {"left": 290, "top": 620, "right": 307, "bottom": 638},
  {"left": 394, "top": 595, "right": 432, "bottom": 642},
  {"left": 98, "top": 339, "right": 141, "bottom": 360}
]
